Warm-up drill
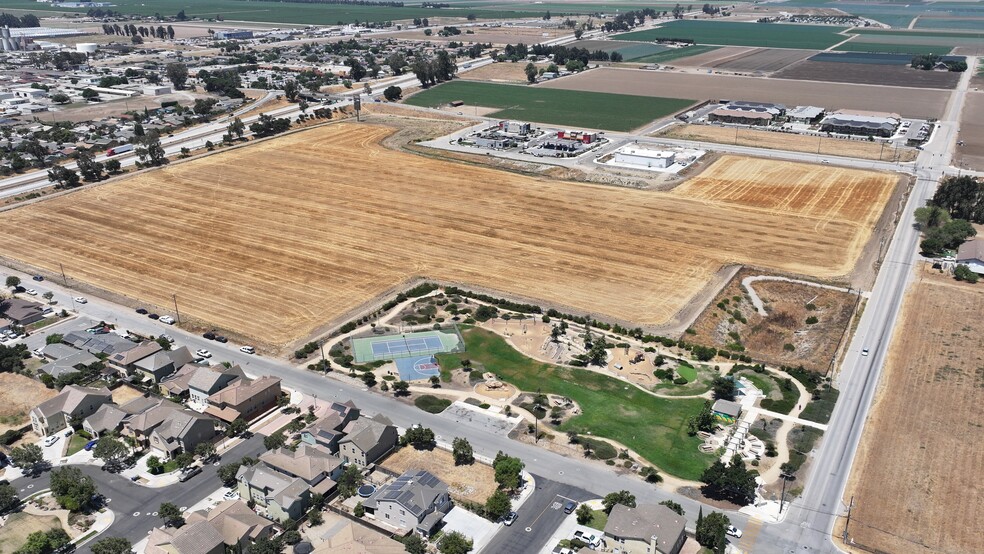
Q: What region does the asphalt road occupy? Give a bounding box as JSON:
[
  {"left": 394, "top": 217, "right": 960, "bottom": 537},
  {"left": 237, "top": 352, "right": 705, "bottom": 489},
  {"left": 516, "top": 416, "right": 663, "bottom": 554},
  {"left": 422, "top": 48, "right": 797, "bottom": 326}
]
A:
[
  {"left": 10, "top": 434, "right": 266, "bottom": 552},
  {"left": 485, "top": 475, "right": 593, "bottom": 554}
]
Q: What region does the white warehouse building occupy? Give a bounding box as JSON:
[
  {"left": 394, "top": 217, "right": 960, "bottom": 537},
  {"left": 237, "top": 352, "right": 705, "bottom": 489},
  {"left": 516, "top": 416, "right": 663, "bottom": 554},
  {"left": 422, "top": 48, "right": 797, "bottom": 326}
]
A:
[{"left": 615, "top": 147, "right": 676, "bottom": 168}]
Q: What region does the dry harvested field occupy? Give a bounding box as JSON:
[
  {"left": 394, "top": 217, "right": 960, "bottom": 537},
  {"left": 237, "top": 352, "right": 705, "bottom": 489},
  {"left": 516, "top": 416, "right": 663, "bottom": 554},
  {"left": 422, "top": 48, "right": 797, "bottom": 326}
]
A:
[
  {"left": 842, "top": 269, "right": 984, "bottom": 554},
  {"left": 660, "top": 124, "right": 918, "bottom": 162},
  {"left": 0, "top": 124, "right": 897, "bottom": 347},
  {"left": 700, "top": 48, "right": 815, "bottom": 73},
  {"left": 537, "top": 68, "right": 951, "bottom": 119},
  {"left": 689, "top": 268, "right": 857, "bottom": 372},
  {"left": 670, "top": 46, "right": 753, "bottom": 67},
  {"left": 954, "top": 92, "right": 984, "bottom": 172},
  {"left": 458, "top": 61, "right": 532, "bottom": 83},
  {"left": 773, "top": 60, "right": 961, "bottom": 89},
  {"left": 0, "top": 372, "right": 59, "bottom": 434},
  {"left": 380, "top": 446, "right": 497, "bottom": 504}
]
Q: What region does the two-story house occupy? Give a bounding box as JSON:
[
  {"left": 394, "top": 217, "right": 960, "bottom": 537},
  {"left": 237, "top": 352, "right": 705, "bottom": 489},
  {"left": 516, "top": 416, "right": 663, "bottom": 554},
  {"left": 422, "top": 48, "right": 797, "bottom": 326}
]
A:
[
  {"left": 337, "top": 414, "right": 398, "bottom": 466},
  {"left": 259, "top": 444, "right": 343, "bottom": 497},
  {"left": 108, "top": 340, "right": 162, "bottom": 379},
  {"left": 132, "top": 346, "right": 195, "bottom": 383},
  {"left": 187, "top": 364, "right": 247, "bottom": 407},
  {"left": 363, "top": 469, "right": 452, "bottom": 536},
  {"left": 30, "top": 385, "right": 113, "bottom": 436},
  {"left": 148, "top": 410, "right": 217, "bottom": 460},
  {"left": 300, "top": 401, "right": 361, "bottom": 453},
  {"left": 146, "top": 499, "right": 275, "bottom": 554},
  {"left": 205, "top": 375, "right": 281, "bottom": 423},
  {"left": 236, "top": 464, "right": 310, "bottom": 523}
]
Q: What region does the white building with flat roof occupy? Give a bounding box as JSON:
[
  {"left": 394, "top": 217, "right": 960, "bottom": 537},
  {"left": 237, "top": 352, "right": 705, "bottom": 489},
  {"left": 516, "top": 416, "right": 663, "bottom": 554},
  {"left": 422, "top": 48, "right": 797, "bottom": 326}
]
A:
[{"left": 615, "top": 147, "right": 676, "bottom": 168}]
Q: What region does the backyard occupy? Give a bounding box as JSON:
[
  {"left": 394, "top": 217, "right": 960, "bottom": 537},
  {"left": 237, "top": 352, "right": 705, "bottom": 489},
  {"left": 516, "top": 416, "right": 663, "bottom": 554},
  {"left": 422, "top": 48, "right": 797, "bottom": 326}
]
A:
[
  {"left": 0, "top": 513, "right": 67, "bottom": 553},
  {"left": 403, "top": 81, "right": 694, "bottom": 131},
  {"left": 438, "top": 327, "right": 713, "bottom": 480}
]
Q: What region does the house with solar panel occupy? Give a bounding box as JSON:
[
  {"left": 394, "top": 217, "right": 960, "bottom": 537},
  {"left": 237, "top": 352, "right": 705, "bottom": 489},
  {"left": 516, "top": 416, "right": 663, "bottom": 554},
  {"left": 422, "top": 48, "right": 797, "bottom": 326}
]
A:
[{"left": 362, "top": 469, "right": 452, "bottom": 536}]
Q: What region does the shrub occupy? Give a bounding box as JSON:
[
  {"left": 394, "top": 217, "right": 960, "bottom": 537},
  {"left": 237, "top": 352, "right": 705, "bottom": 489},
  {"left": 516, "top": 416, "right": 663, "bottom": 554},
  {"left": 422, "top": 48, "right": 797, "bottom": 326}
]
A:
[
  {"left": 805, "top": 316, "right": 819, "bottom": 325},
  {"left": 783, "top": 343, "right": 795, "bottom": 352},
  {"left": 673, "top": 377, "right": 688, "bottom": 385}
]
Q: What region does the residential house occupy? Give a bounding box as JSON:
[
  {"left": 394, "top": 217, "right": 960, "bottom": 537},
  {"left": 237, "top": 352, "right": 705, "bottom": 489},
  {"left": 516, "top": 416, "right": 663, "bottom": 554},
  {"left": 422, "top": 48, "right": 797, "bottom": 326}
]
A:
[
  {"left": 37, "top": 343, "right": 99, "bottom": 380},
  {"left": 956, "top": 239, "right": 984, "bottom": 274},
  {"left": 237, "top": 464, "right": 310, "bottom": 522},
  {"left": 132, "top": 346, "right": 195, "bottom": 383},
  {"left": 146, "top": 499, "right": 275, "bottom": 554},
  {"left": 108, "top": 340, "right": 162, "bottom": 378},
  {"left": 603, "top": 503, "right": 687, "bottom": 554},
  {"left": 337, "top": 414, "right": 398, "bottom": 466},
  {"left": 30, "top": 385, "right": 113, "bottom": 436},
  {"left": 187, "top": 364, "right": 247, "bottom": 407},
  {"left": 205, "top": 375, "right": 281, "bottom": 423},
  {"left": 300, "top": 401, "right": 361, "bottom": 453},
  {"left": 260, "top": 444, "right": 343, "bottom": 496},
  {"left": 145, "top": 520, "right": 225, "bottom": 554},
  {"left": 123, "top": 398, "right": 184, "bottom": 446},
  {"left": 363, "top": 469, "right": 452, "bottom": 536},
  {"left": 148, "top": 410, "right": 217, "bottom": 459},
  {"left": 0, "top": 297, "right": 45, "bottom": 326},
  {"left": 63, "top": 330, "right": 138, "bottom": 356},
  {"left": 158, "top": 363, "right": 200, "bottom": 399},
  {"left": 84, "top": 395, "right": 173, "bottom": 438},
  {"left": 311, "top": 520, "right": 405, "bottom": 554}
]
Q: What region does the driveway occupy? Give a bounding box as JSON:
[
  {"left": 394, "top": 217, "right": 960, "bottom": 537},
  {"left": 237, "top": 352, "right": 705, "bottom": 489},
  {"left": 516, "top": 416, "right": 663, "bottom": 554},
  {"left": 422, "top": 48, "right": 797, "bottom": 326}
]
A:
[{"left": 483, "top": 475, "right": 594, "bottom": 554}]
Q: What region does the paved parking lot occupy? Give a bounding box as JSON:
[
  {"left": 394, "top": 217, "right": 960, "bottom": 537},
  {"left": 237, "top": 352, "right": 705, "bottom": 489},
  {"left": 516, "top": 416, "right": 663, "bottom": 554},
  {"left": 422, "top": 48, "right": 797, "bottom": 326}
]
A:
[
  {"left": 484, "top": 474, "right": 594, "bottom": 554},
  {"left": 439, "top": 402, "right": 518, "bottom": 437}
]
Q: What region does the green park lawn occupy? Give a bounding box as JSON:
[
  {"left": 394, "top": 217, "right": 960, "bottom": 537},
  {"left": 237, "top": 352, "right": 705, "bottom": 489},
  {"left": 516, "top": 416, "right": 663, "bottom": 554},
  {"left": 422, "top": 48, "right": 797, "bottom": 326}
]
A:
[
  {"left": 438, "top": 327, "right": 713, "bottom": 480},
  {"left": 675, "top": 363, "right": 698, "bottom": 382},
  {"left": 614, "top": 20, "right": 847, "bottom": 49},
  {"left": 404, "top": 81, "right": 694, "bottom": 132}
]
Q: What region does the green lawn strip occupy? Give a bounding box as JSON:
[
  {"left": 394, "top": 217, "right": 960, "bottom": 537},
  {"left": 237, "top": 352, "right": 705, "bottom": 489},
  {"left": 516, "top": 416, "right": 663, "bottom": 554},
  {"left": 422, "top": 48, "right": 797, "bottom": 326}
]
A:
[
  {"left": 798, "top": 387, "right": 839, "bottom": 424},
  {"left": 737, "top": 371, "right": 774, "bottom": 396},
  {"left": 626, "top": 45, "right": 720, "bottom": 63},
  {"left": 833, "top": 41, "right": 955, "bottom": 55},
  {"left": 66, "top": 433, "right": 89, "bottom": 456},
  {"left": 162, "top": 459, "right": 179, "bottom": 473},
  {"left": 584, "top": 509, "right": 609, "bottom": 532},
  {"left": 786, "top": 426, "right": 823, "bottom": 473},
  {"left": 758, "top": 377, "right": 801, "bottom": 415},
  {"left": 614, "top": 20, "right": 847, "bottom": 49},
  {"left": 414, "top": 395, "right": 452, "bottom": 414},
  {"left": 847, "top": 28, "right": 984, "bottom": 40},
  {"left": 578, "top": 436, "right": 618, "bottom": 459},
  {"left": 675, "top": 363, "right": 698, "bottom": 382},
  {"left": 403, "top": 80, "right": 693, "bottom": 132},
  {"left": 439, "top": 327, "right": 712, "bottom": 480}
]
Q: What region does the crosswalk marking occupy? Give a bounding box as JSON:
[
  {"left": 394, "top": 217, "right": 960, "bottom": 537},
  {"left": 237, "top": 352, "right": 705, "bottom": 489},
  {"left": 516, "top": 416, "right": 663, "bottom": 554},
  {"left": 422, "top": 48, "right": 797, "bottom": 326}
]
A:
[{"left": 737, "top": 517, "right": 763, "bottom": 552}]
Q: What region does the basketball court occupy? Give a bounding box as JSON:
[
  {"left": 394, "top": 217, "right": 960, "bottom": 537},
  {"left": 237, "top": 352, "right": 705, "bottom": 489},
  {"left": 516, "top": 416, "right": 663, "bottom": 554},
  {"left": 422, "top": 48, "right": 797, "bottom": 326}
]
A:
[
  {"left": 351, "top": 328, "right": 463, "bottom": 362},
  {"left": 394, "top": 355, "right": 442, "bottom": 381}
]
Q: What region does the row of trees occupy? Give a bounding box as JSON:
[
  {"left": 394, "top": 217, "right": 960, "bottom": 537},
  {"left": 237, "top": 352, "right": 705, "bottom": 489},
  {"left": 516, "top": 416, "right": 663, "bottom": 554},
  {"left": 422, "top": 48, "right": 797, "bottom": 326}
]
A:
[
  {"left": 911, "top": 53, "right": 967, "bottom": 72},
  {"left": 101, "top": 23, "right": 175, "bottom": 40},
  {"left": 0, "top": 13, "right": 40, "bottom": 28},
  {"left": 410, "top": 50, "right": 458, "bottom": 87}
]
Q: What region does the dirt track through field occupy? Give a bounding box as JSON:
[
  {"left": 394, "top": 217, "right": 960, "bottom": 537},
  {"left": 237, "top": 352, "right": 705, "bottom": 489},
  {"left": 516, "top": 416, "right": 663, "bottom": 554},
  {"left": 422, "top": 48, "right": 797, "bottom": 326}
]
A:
[
  {"left": 0, "top": 124, "right": 899, "bottom": 347},
  {"left": 842, "top": 269, "right": 984, "bottom": 554}
]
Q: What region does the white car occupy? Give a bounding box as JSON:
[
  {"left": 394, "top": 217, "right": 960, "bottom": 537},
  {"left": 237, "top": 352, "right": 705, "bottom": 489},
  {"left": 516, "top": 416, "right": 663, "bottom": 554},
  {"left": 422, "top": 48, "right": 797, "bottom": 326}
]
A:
[
  {"left": 43, "top": 435, "right": 60, "bottom": 447},
  {"left": 74, "top": 297, "right": 87, "bottom": 304},
  {"left": 32, "top": 348, "right": 44, "bottom": 358},
  {"left": 159, "top": 315, "right": 175, "bottom": 325},
  {"left": 727, "top": 525, "right": 743, "bottom": 538},
  {"left": 25, "top": 289, "right": 37, "bottom": 296},
  {"left": 861, "top": 348, "right": 869, "bottom": 357},
  {"left": 240, "top": 346, "right": 256, "bottom": 354},
  {"left": 195, "top": 349, "right": 212, "bottom": 358},
  {"left": 223, "top": 490, "right": 239, "bottom": 500}
]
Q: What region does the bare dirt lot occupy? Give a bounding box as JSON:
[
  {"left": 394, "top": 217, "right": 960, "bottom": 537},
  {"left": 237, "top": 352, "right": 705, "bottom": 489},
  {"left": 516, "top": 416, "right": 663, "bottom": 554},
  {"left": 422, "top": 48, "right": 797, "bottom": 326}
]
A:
[
  {"left": 699, "top": 48, "right": 816, "bottom": 73},
  {"left": 669, "top": 46, "right": 753, "bottom": 67},
  {"left": 841, "top": 267, "right": 984, "bottom": 554},
  {"left": 0, "top": 124, "right": 898, "bottom": 347},
  {"left": 773, "top": 60, "right": 961, "bottom": 89},
  {"left": 0, "top": 373, "right": 59, "bottom": 434},
  {"left": 537, "top": 68, "right": 951, "bottom": 119},
  {"left": 458, "top": 61, "right": 534, "bottom": 83},
  {"left": 380, "top": 446, "right": 497, "bottom": 504},
  {"left": 660, "top": 124, "right": 918, "bottom": 162},
  {"left": 689, "top": 269, "right": 857, "bottom": 372},
  {"left": 954, "top": 92, "right": 984, "bottom": 172}
]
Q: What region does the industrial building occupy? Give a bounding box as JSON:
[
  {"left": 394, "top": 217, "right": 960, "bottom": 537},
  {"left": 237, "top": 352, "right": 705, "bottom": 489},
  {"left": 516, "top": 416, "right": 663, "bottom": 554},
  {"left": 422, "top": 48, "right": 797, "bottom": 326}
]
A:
[
  {"left": 499, "top": 120, "right": 531, "bottom": 135},
  {"left": 708, "top": 100, "right": 786, "bottom": 126},
  {"left": 819, "top": 110, "right": 899, "bottom": 137},
  {"left": 787, "top": 105, "right": 825, "bottom": 124},
  {"left": 614, "top": 147, "right": 676, "bottom": 169},
  {"left": 557, "top": 130, "right": 599, "bottom": 143},
  {"left": 214, "top": 30, "right": 255, "bottom": 40}
]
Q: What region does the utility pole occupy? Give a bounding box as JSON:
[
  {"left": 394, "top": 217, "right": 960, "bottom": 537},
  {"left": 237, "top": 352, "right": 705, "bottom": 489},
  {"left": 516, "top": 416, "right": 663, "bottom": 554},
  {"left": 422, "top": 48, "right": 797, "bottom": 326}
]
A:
[
  {"left": 320, "top": 341, "right": 327, "bottom": 371},
  {"left": 59, "top": 262, "right": 68, "bottom": 286},
  {"left": 172, "top": 293, "right": 181, "bottom": 324},
  {"left": 843, "top": 496, "right": 855, "bottom": 542}
]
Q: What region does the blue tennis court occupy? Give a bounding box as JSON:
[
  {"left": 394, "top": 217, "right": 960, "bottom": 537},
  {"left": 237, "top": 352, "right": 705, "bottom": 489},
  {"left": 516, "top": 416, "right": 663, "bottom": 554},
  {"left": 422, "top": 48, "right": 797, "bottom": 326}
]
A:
[
  {"left": 371, "top": 335, "right": 443, "bottom": 358},
  {"left": 394, "top": 356, "right": 442, "bottom": 381}
]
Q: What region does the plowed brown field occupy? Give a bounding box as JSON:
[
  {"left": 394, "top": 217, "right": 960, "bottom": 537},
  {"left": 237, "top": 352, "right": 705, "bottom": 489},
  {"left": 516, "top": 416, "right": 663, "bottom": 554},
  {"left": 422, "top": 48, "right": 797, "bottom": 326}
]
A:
[
  {"left": 842, "top": 269, "right": 984, "bottom": 554},
  {"left": 0, "top": 124, "right": 899, "bottom": 346}
]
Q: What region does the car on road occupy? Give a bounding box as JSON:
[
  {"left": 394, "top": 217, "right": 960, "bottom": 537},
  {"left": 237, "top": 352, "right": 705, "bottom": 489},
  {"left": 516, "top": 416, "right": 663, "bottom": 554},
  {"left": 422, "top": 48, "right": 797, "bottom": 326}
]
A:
[
  {"left": 160, "top": 334, "right": 174, "bottom": 343},
  {"left": 43, "top": 435, "right": 60, "bottom": 447},
  {"left": 563, "top": 500, "right": 577, "bottom": 514},
  {"left": 32, "top": 348, "right": 44, "bottom": 358},
  {"left": 503, "top": 511, "right": 518, "bottom": 526},
  {"left": 727, "top": 525, "right": 743, "bottom": 538},
  {"left": 73, "top": 297, "right": 87, "bottom": 304},
  {"left": 215, "top": 336, "right": 228, "bottom": 343},
  {"left": 240, "top": 345, "right": 255, "bottom": 354},
  {"left": 64, "top": 429, "right": 73, "bottom": 437},
  {"left": 148, "top": 313, "right": 159, "bottom": 320},
  {"left": 861, "top": 348, "right": 869, "bottom": 357},
  {"left": 179, "top": 466, "right": 203, "bottom": 482},
  {"left": 25, "top": 289, "right": 37, "bottom": 295},
  {"left": 195, "top": 349, "right": 212, "bottom": 358},
  {"left": 203, "top": 331, "right": 216, "bottom": 340},
  {"left": 32, "top": 275, "right": 44, "bottom": 281},
  {"left": 159, "top": 315, "right": 175, "bottom": 325},
  {"left": 136, "top": 308, "right": 148, "bottom": 314},
  {"left": 84, "top": 440, "right": 98, "bottom": 451}
]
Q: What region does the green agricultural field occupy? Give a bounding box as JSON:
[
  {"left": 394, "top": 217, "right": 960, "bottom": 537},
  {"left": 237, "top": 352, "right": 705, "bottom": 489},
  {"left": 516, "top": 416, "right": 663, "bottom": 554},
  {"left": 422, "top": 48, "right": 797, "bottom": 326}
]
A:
[
  {"left": 614, "top": 20, "right": 847, "bottom": 49},
  {"left": 847, "top": 28, "right": 984, "bottom": 40},
  {"left": 915, "top": 18, "right": 984, "bottom": 32},
  {"left": 628, "top": 45, "right": 720, "bottom": 64},
  {"left": 404, "top": 81, "right": 693, "bottom": 131},
  {"left": 0, "top": 0, "right": 542, "bottom": 24},
  {"left": 437, "top": 327, "right": 714, "bottom": 480},
  {"left": 833, "top": 41, "right": 955, "bottom": 55}
]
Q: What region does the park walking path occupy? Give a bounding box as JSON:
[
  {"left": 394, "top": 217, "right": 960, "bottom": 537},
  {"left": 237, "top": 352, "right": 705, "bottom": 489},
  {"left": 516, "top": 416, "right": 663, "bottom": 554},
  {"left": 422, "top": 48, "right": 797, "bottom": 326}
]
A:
[{"left": 741, "top": 275, "right": 862, "bottom": 316}]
